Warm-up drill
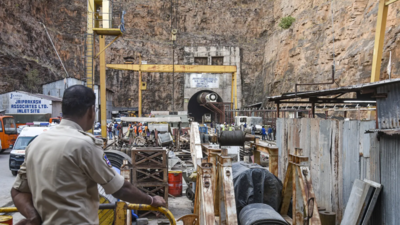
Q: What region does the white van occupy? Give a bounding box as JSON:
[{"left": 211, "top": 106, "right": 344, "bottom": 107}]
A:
[{"left": 9, "top": 126, "right": 55, "bottom": 176}]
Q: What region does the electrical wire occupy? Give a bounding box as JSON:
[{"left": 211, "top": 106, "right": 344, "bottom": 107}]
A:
[{"left": 39, "top": 22, "right": 70, "bottom": 79}]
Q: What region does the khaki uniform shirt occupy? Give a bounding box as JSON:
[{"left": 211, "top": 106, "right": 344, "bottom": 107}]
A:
[{"left": 13, "top": 119, "right": 124, "bottom": 225}]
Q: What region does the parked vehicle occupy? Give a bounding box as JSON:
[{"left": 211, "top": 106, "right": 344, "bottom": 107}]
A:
[
  {"left": 234, "top": 116, "right": 263, "bottom": 134},
  {"left": 0, "top": 115, "right": 18, "bottom": 153},
  {"left": 49, "top": 117, "right": 62, "bottom": 124},
  {"left": 93, "top": 128, "right": 102, "bottom": 139},
  {"left": 9, "top": 125, "right": 56, "bottom": 176}
]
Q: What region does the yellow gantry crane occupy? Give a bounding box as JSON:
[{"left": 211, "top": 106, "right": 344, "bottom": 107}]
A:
[
  {"left": 106, "top": 64, "right": 238, "bottom": 117},
  {"left": 86, "top": 0, "right": 122, "bottom": 138}
]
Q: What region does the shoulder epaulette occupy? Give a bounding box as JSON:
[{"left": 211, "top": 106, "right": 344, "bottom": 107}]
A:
[{"left": 78, "top": 130, "right": 104, "bottom": 146}]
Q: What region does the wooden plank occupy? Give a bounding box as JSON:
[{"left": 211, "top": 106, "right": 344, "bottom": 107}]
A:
[
  {"left": 131, "top": 150, "right": 167, "bottom": 168},
  {"left": 280, "top": 163, "right": 293, "bottom": 215},
  {"left": 132, "top": 168, "right": 168, "bottom": 184},
  {"left": 341, "top": 179, "right": 381, "bottom": 225},
  {"left": 318, "top": 119, "right": 333, "bottom": 211},
  {"left": 341, "top": 179, "right": 367, "bottom": 225},
  {"left": 309, "top": 118, "right": 321, "bottom": 204},
  {"left": 361, "top": 179, "right": 382, "bottom": 225}
]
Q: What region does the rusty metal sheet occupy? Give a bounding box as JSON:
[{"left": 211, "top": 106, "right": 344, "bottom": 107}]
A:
[
  {"left": 218, "top": 155, "right": 237, "bottom": 225},
  {"left": 330, "top": 120, "right": 341, "bottom": 219},
  {"left": 208, "top": 151, "right": 219, "bottom": 216},
  {"left": 299, "top": 166, "right": 321, "bottom": 225},
  {"left": 198, "top": 164, "right": 215, "bottom": 225}
]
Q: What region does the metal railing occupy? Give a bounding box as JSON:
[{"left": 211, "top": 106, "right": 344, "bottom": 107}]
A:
[{"left": 89, "top": 11, "right": 122, "bottom": 29}]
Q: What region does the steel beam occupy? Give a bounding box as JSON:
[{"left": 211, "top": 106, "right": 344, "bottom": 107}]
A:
[
  {"left": 370, "top": 0, "right": 389, "bottom": 82},
  {"left": 107, "top": 64, "right": 238, "bottom": 118},
  {"left": 385, "top": 0, "right": 400, "bottom": 5},
  {"left": 100, "top": 35, "right": 107, "bottom": 138},
  {"left": 95, "top": 35, "right": 121, "bottom": 58},
  {"left": 107, "top": 64, "right": 237, "bottom": 73},
  {"left": 139, "top": 55, "right": 142, "bottom": 117}
]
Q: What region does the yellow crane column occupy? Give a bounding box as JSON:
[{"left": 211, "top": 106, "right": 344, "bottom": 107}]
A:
[
  {"left": 100, "top": 35, "right": 107, "bottom": 138},
  {"left": 86, "top": 0, "right": 94, "bottom": 89},
  {"left": 88, "top": 0, "right": 122, "bottom": 138},
  {"left": 370, "top": 0, "right": 399, "bottom": 82},
  {"left": 138, "top": 55, "right": 142, "bottom": 117}
]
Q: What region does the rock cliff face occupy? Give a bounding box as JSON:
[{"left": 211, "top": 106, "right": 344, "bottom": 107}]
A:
[{"left": 1, "top": 0, "right": 400, "bottom": 111}]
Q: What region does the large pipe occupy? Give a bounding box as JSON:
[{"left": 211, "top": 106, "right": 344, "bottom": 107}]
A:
[
  {"left": 197, "top": 92, "right": 218, "bottom": 104},
  {"left": 219, "top": 131, "right": 246, "bottom": 146}
]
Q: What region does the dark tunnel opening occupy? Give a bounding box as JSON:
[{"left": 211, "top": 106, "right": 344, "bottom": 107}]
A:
[{"left": 188, "top": 90, "right": 223, "bottom": 123}]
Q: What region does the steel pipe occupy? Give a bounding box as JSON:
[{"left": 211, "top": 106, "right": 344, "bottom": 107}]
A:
[{"left": 0, "top": 207, "right": 17, "bottom": 213}]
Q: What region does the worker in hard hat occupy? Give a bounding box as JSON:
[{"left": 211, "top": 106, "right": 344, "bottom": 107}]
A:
[
  {"left": 11, "top": 85, "right": 166, "bottom": 225},
  {"left": 138, "top": 124, "right": 143, "bottom": 136}
]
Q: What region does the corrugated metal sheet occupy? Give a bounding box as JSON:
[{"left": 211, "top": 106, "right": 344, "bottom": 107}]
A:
[
  {"left": 276, "top": 118, "right": 378, "bottom": 224},
  {"left": 342, "top": 121, "right": 360, "bottom": 207},
  {"left": 375, "top": 135, "right": 400, "bottom": 224},
  {"left": 377, "top": 82, "right": 400, "bottom": 129},
  {"left": 269, "top": 78, "right": 400, "bottom": 101},
  {"left": 42, "top": 78, "right": 84, "bottom": 98}
]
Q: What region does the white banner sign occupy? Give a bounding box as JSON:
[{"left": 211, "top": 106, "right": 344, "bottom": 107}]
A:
[
  {"left": 190, "top": 74, "right": 219, "bottom": 88},
  {"left": 7, "top": 93, "right": 52, "bottom": 114}
]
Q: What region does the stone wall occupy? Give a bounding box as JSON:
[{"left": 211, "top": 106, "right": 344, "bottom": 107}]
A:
[{"left": 1, "top": 0, "right": 400, "bottom": 111}]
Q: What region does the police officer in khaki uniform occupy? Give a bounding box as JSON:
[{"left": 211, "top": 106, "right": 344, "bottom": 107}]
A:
[{"left": 11, "top": 85, "right": 166, "bottom": 225}]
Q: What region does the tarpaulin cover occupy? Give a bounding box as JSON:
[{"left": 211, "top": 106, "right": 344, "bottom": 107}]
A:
[
  {"left": 232, "top": 162, "right": 283, "bottom": 223},
  {"left": 239, "top": 203, "right": 288, "bottom": 225}
]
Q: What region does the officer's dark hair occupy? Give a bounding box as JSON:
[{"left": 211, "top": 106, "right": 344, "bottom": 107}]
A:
[{"left": 62, "top": 85, "right": 96, "bottom": 117}]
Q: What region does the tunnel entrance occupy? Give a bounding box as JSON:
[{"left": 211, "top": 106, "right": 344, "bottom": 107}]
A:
[{"left": 188, "top": 90, "right": 223, "bottom": 123}]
